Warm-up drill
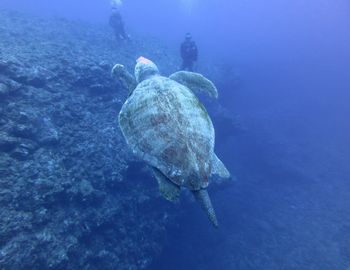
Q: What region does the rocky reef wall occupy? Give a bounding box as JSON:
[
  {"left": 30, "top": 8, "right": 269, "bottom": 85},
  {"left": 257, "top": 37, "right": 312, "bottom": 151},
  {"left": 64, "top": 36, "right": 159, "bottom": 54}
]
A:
[{"left": 0, "top": 9, "right": 181, "bottom": 269}]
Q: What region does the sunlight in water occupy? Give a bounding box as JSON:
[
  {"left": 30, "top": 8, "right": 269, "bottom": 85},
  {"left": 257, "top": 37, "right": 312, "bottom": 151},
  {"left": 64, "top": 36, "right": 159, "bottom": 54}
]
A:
[
  {"left": 110, "top": 0, "right": 122, "bottom": 8},
  {"left": 179, "top": 0, "right": 198, "bottom": 15}
]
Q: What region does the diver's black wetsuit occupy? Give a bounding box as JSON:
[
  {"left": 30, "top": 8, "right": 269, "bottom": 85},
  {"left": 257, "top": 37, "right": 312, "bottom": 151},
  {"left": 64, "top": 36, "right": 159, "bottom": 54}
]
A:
[
  {"left": 180, "top": 39, "right": 198, "bottom": 71},
  {"left": 109, "top": 11, "right": 128, "bottom": 41}
]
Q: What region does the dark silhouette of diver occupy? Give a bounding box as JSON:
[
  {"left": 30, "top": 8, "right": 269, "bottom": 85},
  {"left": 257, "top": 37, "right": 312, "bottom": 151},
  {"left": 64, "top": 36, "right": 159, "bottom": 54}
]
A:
[
  {"left": 109, "top": 7, "right": 129, "bottom": 41},
  {"left": 180, "top": 33, "right": 198, "bottom": 71}
]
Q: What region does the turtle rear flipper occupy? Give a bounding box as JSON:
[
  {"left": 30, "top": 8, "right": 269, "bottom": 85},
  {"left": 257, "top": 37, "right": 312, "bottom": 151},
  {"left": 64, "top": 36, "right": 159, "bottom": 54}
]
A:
[
  {"left": 152, "top": 167, "right": 180, "bottom": 201},
  {"left": 212, "top": 153, "right": 230, "bottom": 178},
  {"left": 192, "top": 189, "right": 218, "bottom": 228},
  {"left": 169, "top": 71, "right": 218, "bottom": 98}
]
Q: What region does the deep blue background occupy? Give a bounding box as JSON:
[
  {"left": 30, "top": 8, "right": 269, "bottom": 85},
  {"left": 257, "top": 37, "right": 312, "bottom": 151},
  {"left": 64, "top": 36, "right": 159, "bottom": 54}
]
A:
[{"left": 1, "top": 0, "right": 350, "bottom": 269}]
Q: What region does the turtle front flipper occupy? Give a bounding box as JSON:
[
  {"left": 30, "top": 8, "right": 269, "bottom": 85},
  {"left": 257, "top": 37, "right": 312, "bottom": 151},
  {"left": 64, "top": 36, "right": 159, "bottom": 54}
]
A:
[
  {"left": 111, "top": 64, "right": 137, "bottom": 95},
  {"left": 192, "top": 189, "right": 218, "bottom": 228},
  {"left": 152, "top": 167, "right": 180, "bottom": 201},
  {"left": 169, "top": 71, "right": 218, "bottom": 98}
]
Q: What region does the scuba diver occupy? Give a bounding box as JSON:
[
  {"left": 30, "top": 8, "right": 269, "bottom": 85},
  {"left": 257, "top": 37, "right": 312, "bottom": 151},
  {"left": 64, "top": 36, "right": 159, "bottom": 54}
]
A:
[
  {"left": 180, "top": 33, "right": 198, "bottom": 71},
  {"left": 109, "top": 0, "right": 129, "bottom": 41}
]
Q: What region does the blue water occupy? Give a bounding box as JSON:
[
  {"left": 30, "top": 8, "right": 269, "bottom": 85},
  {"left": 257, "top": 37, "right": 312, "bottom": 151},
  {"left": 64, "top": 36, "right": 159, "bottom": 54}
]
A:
[{"left": 1, "top": 0, "right": 350, "bottom": 269}]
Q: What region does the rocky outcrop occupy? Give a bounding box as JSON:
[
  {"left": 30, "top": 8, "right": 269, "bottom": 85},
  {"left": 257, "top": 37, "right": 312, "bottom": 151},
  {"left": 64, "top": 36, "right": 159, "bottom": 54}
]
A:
[{"left": 0, "top": 9, "right": 178, "bottom": 270}]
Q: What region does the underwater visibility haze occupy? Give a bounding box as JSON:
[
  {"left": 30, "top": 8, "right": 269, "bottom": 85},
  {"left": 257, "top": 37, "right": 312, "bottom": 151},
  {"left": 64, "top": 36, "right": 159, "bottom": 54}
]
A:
[{"left": 0, "top": 0, "right": 349, "bottom": 269}]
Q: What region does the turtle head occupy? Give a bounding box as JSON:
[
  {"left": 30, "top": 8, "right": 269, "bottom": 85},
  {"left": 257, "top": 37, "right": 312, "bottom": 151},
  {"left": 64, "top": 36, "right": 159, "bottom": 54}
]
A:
[{"left": 135, "top": 56, "right": 159, "bottom": 83}]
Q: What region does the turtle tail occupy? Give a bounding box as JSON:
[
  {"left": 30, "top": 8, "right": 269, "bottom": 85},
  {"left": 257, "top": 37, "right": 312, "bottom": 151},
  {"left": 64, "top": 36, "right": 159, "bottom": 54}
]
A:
[{"left": 192, "top": 189, "right": 218, "bottom": 228}]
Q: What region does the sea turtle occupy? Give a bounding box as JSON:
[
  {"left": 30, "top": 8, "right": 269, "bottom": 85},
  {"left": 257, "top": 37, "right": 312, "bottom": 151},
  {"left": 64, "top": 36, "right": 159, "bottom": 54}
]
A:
[{"left": 112, "top": 56, "right": 230, "bottom": 227}]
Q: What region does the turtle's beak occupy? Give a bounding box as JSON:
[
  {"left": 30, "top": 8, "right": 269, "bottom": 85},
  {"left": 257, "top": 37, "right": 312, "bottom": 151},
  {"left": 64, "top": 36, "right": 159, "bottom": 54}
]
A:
[{"left": 192, "top": 189, "right": 218, "bottom": 228}]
